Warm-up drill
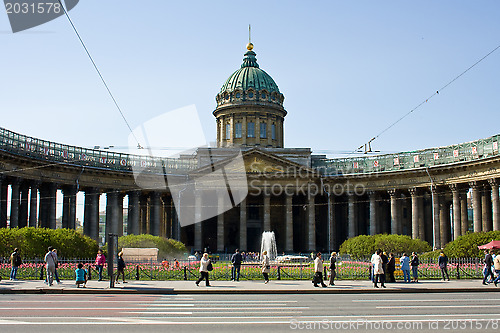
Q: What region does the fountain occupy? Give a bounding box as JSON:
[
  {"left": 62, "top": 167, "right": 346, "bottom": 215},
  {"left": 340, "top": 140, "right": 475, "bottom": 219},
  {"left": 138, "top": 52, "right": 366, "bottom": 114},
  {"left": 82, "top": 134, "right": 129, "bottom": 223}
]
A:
[{"left": 260, "top": 231, "right": 277, "bottom": 261}]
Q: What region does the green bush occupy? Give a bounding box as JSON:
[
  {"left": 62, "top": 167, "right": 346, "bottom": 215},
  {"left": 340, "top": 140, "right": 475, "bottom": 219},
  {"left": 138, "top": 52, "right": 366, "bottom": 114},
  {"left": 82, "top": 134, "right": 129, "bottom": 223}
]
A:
[
  {"left": 0, "top": 227, "right": 98, "bottom": 258},
  {"left": 112, "top": 234, "right": 187, "bottom": 260},
  {"left": 443, "top": 231, "right": 500, "bottom": 258},
  {"left": 339, "top": 234, "right": 432, "bottom": 258}
]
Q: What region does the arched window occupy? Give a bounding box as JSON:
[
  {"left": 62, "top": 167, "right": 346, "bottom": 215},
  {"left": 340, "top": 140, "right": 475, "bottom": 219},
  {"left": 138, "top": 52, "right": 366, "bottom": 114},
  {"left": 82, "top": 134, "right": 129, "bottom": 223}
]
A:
[
  {"left": 235, "top": 123, "right": 242, "bottom": 138},
  {"left": 260, "top": 123, "right": 267, "bottom": 138},
  {"left": 247, "top": 122, "right": 255, "bottom": 138},
  {"left": 271, "top": 124, "right": 276, "bottom": 140},
  {"left": 225, "top": 124, "right": 231, "bottom": 140}
]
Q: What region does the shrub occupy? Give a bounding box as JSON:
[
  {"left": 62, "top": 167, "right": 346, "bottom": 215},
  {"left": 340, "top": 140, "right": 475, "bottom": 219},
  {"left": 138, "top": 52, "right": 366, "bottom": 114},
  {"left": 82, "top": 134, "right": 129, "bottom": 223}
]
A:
[
  {"left": 443, "top": 231, "right": 500, "bottom": 258},
  {"left": 339, "top": 234, "right": 432, "bottom": 258},
  {"left": 111, "top": 234, "right": 187, "bottom": 260},
  {"left": 0, "top": 227, "right": 98, "bottom": 258}
]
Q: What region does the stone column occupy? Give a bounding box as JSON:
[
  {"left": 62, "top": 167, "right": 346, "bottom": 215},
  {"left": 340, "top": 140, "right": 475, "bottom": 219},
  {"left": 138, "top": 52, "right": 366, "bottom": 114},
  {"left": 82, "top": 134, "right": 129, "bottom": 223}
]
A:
[
  {"left": 481, "top": 184, "right": 492, "bottom": 232},
  {"left": 139, "top": 194, "right": 148, "bottom": 234},
  {"left": 0, "top": 176, "right": 6, "bottom": 228},
  {"left": 216, "top": 191, "right": 225, "bottom": 252},
  {"left": 327, "top": 193, "right": 335, "bottom": 251},
  {"left": 368, "top": 191, "right": 377, "bottom": 235},
  {"left": 285, "top": 194, "right": 293, "bottom": 252},
  {"left": 263, "top": 192, "right": 271, "bottom": 231},
  {"left": 267, "top": 117, "right": 272, "bottom": 146},
  {"left": 348, "top": 194, "right": 357, "bottom": 238},
  {"left": 29, "top": 181, "right": 39, "bottom": 228},
  {"left": 127, "top": 191, "right": 140, "bottom": 235},
  {"left": 440, "top": 201, "right": 450, "bottom": 247},
  {"left": 242, "top": 115, "right": 247, "bottom": 146},
  {"left": 239, "top": 197, "right": 247, "bottom": 251},
  {"left": 19, "top": 182, "right": 29, "bottom": 228},
  {"left": 10, "top": 178, "right": 20, "bottom": 228},
  {"left": 38, "top": 185, "right": 49, "bottom": 228},
  {"left": 409, "top": 188, "right": 419, "bottom": 239},
  {"left": 47, "top": 183, "right": 57, "bottom": 230},
  {"left": 194, "top": 190, "right": 202, "bottom": 251},
  {"left": 418, "top": 191, "right": 425, "bottom": 241},
  {"left": 460, "top": 190, "right": 469, "bottom": 235},
  {"left": 470, "top": 182, "right": 482, "bottom": 232},
  {"left": 62, "top": 186, "right": 77, "bottom": 229},
  {"left": 150, "top": 192, "right": 161, "bottom": 236},
  {"left": 490, "top": 179, "right": 500, "bottom": 231},
  {"left": 84, "top": 188, "right": 100, "bottom": 241},
  {"left": 106, "top": 191, "right": 119, "bottom": 236},
  {"left": 431, "top": 186, "right": 441, "bottom": 249},
  {"left": 450, "top": 184, "right": 461, "bottom": 241},
  {"left": 389, "top": 189, "right": 400, "bottom": 235},
  {"left": 308, "top": 194, "right": 316, "bottom": 251}
]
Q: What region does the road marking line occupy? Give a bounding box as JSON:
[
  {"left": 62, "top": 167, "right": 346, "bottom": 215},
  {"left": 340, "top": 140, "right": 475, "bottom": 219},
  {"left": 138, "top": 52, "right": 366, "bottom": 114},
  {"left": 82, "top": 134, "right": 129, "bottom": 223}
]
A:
[
  {"left": 353, "top": 299, "right": 499, "bottom": 302},
  {"left": 121, "top": 311, "right": 302, "bottom": 315},
  {"left": 377, "top": 305, "right": 500, "bottom": 309}
]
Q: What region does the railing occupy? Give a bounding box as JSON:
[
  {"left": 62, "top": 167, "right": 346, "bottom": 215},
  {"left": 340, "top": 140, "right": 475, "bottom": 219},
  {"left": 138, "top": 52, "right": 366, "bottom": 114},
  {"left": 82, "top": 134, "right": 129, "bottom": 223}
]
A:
[
  {"left": 0, "top": 127, "right": 197, "bottom": 173},
  {"left": 313, "top": 134, "right": 500, "bottom": 175},
  {"left": 1, "top": 125, "right": 499, "bottom": 176},
  {"left": 0, "top": 257, "right": 488, "bottom": 281}
]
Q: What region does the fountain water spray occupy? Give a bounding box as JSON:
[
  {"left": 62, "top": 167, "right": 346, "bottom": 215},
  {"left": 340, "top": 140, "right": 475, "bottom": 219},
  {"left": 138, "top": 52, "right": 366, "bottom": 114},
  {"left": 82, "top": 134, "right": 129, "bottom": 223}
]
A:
[{"left": 260, "top": 231, "right": 277, "bottom": 261}]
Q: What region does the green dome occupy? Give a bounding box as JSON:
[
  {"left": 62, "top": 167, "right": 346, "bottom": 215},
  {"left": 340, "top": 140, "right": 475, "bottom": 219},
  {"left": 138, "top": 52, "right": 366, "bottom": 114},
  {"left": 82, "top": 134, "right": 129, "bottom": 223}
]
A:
[
  {"left": 219, "top": 50, "right": 281, "bottom": 94},
  {"left": 216, "top": 47, "right": 284, "bottom": 108}
]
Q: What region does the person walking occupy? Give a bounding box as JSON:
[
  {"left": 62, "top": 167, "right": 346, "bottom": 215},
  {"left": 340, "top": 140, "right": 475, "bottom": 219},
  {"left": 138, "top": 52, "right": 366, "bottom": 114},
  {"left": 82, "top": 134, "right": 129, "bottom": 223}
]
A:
[
  {"left": 387, "top": 253, "right": 396, "bottom": 283},
  {"left": 195, "top": 253, "right": 211, "bottom": 286},
  {"left": 313, "top": 252, "right": 327, "bottom": 288},
  {"left": 52, "top": 249, "right": 61, "bottom": 284},
  {"left": 94, "top": 249, "right": 106, "bottom": 281},
  {"left": 493, "top": 252, "right": 500, "bottom": 287},
  {"left": 115, "top": 251, "right": 127, "bottom": 284},
  {"left": 400, "top": 253, "right": 410, "bottom": 283},
  {"left": 482, "top": 250, "right": 494, "bottom": 285},
  {"left": 410, "top": 252, "right": 419, "bottom": 283},
  {"left": 44, "top": 246, "right": 57, "bottom": 286},
  {"left": 328, "top": 252, "right": 337, "bottom": 286},
  {"left": 9, "top": 248, "right": 22, "bottom": 281},
  {"left": 438, "top": 251, "right": 450, "bottom": 281},
  {"left": 261, "top": 251, "right": 270, "bottom": 284},
  {"left": 231, "top": 249, "right": 242, "bottom": 282},
  {"left": 371, "top": 250, "right": 386, "bottom": 288}
]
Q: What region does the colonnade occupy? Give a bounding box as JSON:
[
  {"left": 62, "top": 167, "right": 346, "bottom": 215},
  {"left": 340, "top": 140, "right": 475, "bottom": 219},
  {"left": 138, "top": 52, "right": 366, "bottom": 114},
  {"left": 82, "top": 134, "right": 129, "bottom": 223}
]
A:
[{"left": 1, "top": 174, "right": 500, "bottom": 252}]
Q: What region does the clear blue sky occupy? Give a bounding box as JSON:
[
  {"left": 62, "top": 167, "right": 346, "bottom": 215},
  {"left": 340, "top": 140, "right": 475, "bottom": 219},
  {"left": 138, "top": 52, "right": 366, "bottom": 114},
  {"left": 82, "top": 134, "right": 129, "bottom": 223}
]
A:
[{"left": 1, "top": 0, "right": 500, "bottom": 157}]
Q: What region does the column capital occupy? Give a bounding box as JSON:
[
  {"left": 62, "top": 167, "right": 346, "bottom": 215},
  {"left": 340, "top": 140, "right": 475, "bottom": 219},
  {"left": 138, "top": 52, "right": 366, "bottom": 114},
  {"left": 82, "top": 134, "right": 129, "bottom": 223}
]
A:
[
  {"left": 388, "top": 188, "right": 398, "bottom": 197},
  {"left": 408, "top": 187, "right": 420, "bottom": 196},
  {"left": 469, "top": 181, "right": 481, "bottom": 189},
  {"left": 367, "top": 190, "right": 378, "bottom": 197},
  {"left": 488, "top": 178, "right": 499, "bottom": 187}
]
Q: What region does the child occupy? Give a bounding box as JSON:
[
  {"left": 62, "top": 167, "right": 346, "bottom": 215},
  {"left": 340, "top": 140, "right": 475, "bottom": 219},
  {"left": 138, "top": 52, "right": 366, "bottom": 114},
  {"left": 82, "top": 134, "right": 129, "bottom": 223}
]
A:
[{"left": 75, "top": 263, "right": 88, "bottom": 288}]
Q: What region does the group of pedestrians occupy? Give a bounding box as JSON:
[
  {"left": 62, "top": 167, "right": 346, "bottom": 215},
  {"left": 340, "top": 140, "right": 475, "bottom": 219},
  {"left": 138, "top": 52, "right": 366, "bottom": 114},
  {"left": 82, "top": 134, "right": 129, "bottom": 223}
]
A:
[{"left": 482, "top": 249, "right": 500, "bottom": 286}]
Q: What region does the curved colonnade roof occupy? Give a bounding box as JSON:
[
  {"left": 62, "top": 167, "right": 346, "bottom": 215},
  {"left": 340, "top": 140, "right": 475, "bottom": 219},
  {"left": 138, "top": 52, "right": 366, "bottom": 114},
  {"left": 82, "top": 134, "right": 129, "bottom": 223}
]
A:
[{"left": 0, "top": 126, "right": 499, "bottom": 176}]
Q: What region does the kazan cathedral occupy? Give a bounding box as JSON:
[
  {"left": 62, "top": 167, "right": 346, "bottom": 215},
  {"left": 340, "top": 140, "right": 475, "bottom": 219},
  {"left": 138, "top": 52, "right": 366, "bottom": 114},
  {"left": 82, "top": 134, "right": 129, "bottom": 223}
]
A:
[{"left": 1, "top": 43, "right": 500, "bottom": 253}]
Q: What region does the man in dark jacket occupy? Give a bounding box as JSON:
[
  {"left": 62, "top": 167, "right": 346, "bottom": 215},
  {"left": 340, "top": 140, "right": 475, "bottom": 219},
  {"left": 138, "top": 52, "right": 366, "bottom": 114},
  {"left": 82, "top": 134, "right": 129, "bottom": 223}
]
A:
[
  {"left": 482, "top": 250, "right": 494, "bottom": 285},
  {"left": 380, "top": 251, "right": 388, "bottom": 285},
  {"left": 387, "top": 253, "right": 396, "bottom": 283},
  {"left": 10, "top": 248, "right": 22, "bottom": 281},
  {"left": 231, "top": 249, "right": 243, "bottom": 281}
]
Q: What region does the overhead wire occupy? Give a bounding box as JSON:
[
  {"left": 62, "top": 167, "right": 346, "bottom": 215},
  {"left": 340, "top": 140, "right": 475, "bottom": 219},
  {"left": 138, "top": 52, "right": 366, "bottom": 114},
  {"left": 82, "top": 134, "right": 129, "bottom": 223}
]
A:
[
  {"left": 57, "top": 1, "right": 142, "bottom": 148},
  {"left": 352, "top": 42, "right": 500, "bottom": 156}
]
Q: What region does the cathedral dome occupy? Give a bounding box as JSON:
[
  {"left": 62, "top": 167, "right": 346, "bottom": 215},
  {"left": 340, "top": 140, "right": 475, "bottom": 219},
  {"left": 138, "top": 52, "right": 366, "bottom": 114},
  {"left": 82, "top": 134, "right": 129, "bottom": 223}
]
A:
[{"left": 216, "top": 46, "right": 284, "bottom": 108}]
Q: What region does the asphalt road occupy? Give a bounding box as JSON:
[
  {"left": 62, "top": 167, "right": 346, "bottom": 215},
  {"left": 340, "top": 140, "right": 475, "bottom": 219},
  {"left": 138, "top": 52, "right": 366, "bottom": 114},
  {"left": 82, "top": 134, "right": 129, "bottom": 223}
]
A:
[{"left": 0, "top": 292, "right": 499, "bottom": 332}]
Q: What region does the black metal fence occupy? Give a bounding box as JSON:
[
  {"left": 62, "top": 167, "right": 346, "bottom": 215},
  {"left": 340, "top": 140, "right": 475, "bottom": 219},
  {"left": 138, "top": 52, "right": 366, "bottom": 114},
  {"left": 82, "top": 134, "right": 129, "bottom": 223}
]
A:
[{"left": 0, "top": 256, "right": 490, "bottom": 282}]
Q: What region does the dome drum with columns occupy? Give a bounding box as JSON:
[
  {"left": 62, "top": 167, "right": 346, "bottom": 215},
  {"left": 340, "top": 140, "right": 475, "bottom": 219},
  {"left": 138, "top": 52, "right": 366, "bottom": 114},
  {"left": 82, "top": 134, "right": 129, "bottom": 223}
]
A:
[{"left": 214, "top": 43, "right": 287, "bottom": 148}]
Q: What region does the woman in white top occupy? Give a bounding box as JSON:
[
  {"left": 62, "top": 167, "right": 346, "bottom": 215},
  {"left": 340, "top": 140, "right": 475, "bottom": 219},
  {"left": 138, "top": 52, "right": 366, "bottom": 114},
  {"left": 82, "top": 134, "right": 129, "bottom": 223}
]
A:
[
  {"left": 261, "top": 251, "right": 270, "bottom": 284},
  {"left": 313, "top": 252, "right": 327, "bottom": 287},
  {"left": 371, "top": 249, "right": 386, "bottom": 288},
  {"left": 195, "top": 253, "right": 211, "bottom": 286}
]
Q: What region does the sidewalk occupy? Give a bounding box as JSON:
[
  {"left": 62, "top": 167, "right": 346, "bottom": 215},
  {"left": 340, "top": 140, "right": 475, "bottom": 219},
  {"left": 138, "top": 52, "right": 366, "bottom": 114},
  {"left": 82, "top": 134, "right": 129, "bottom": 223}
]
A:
[{"left": 1, "top": 278, "right": 499, "bottom": 294}]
